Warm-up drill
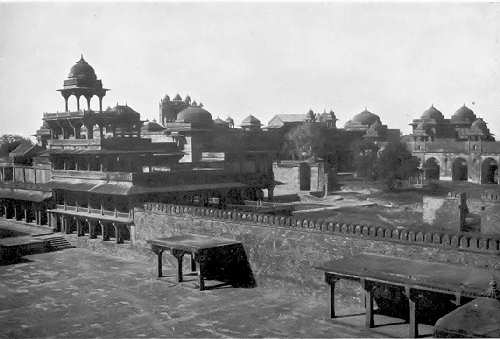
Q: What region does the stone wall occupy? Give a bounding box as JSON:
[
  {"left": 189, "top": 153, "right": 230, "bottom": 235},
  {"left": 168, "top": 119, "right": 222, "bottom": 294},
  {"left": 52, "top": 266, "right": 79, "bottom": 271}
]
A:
[
  {"left": 133, "top": 203, "right": 500, "bottom": 293},
  {"left": 422, "top": 192, "right": 470, "bottom": 232},
  {"left": 478, "top": 192, "right": 500, "bottom": 235},
  {"left": 273, "top": 161, "right": 331, "bottom": 193}
]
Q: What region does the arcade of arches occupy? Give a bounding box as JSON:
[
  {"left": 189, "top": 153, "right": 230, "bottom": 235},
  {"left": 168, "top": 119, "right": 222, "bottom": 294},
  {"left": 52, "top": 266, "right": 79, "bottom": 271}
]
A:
[{"left": 420, "top": 155, "right": 500, "bottom": 184}]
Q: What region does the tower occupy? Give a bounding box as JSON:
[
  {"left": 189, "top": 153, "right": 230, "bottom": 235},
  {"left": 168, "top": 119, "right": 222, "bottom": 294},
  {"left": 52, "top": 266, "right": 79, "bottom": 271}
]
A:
[{"left": 159, "top": 93, "right": 190, "bottom": 125}]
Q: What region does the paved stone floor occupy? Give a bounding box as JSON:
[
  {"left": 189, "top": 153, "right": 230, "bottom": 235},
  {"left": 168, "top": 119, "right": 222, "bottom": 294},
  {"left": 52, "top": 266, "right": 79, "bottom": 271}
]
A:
[{"left": 0, "top": 247, "right": 434, "bottom": 338}]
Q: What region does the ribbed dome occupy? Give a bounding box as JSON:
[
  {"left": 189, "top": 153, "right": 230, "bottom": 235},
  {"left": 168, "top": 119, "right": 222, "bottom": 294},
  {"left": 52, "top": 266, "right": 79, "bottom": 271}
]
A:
[
  {"left": 421, "top": 105, "right": 444, "bottom": 120},
  {"left": 351, "top": 109, "right": 381, "bottom": 125},
  {"left": 176, "top": 106, "right": 213, "bottom": 125},
  {"left": 68, "top": 55, "right": 97, "bottom": 80},
  {"left": 451, "top": 105, "right": 476, "bottom": 123}
]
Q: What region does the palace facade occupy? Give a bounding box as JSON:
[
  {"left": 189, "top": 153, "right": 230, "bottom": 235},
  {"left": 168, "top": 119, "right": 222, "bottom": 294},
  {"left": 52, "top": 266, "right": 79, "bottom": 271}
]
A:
[{"left": 0, "top": 56, "right": 275, "bottom": 242}]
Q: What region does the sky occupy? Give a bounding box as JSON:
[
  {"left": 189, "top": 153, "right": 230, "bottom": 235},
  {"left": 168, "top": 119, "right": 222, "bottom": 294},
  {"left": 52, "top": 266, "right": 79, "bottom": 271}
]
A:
[{"left": 1, "top": 2, "right": 500, "bottom": 137}]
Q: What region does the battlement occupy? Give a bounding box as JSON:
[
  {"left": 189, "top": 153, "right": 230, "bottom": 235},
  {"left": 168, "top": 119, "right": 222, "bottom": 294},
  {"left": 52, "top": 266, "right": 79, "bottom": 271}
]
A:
[
  {"left": 481, "top": 190, "right": 500, "bottom": 202},
  {"left": 142, "top": 202, "right": 500, "bottom": 254}
]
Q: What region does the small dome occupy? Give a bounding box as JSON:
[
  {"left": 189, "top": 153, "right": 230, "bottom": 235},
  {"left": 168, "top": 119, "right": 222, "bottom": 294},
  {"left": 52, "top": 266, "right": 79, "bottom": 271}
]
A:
[
  {"left": 68, "top": 55, "right": 97, "bottom": 80},
  {"left": 451, "top": 105, "right": 476, "bottom": 123},
  {"left": 184, "top": 95, "right": 191, "bottom": 105},
  {"left": 241, "top": 115, "right": 261, "bottom": 127},
  {"left": 214, "top": 117, "right": 228, "bottom": 126},
  {"left": 163, "top": 94, "right": 170, "bottom": 101},
  {"left": 351, "top": 109, "right": 381, "bottom": 125},
  {"left": 176, "top": 106, "right": 213, "bottom": 125},
  {"left": 421, "top": 105, "right": 444, "bottom": 120},
  {"left": 173, "top": 94, "right": 183, "bottom": 101},
  {"left": 142, "top": 120, "right": 165, "bottom": 132},
  {"left": 471, "top": 118, "right": 488, "bottom": 130},
  {"left": 225, "top": 117, "right": 234, "bottom": 124}
]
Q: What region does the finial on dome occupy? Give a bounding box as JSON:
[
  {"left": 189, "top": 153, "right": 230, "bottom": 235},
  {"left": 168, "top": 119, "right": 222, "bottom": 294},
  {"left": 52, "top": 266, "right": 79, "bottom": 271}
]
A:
[{"left": 80, "top": 53, "right": 84, "bottom": 61}]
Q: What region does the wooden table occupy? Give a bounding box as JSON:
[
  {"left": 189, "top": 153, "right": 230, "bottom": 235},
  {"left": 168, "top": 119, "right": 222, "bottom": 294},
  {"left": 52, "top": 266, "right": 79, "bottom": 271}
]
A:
[
  {"left": 148, "top": 234, "right": 241, "bottom": 291},
  {"left": 316, "top": 253, "right": 500, "bottom": 338}
]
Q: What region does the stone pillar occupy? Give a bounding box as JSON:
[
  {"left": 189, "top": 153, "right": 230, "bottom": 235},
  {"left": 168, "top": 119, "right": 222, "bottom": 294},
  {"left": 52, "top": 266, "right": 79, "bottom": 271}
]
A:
[
  {"left": 129, "top": 225, "right": 136, "bottom": 245},
  {"left": 98, "top": 96, "right": 103, "bottom": 113},
  {"left": 89, "top": 220, "right": 97, "bottom": 239},
  {"left": 14, "top": 202, "right": 19, "bottom": 220},
  {"left": 113, "top": 222, "right": 123, "bottom": 244},
  {"left": 86, "top": 125, "right": 94, "bottom": 139},
  {"left": 268, "top": 186, "right": 274, "bottom": 202},
  {"left": 100, "top": 221, "right": 109, "bottom": 241},
  {"left": 76, "top": 95, "right": 81, "bottom": 111},
  {"left": 86, "top": 96, "right": 91, "bottom": 111},
  {"left": 77, "top": 219, "right": 84, "bottom": 236},
  {"left": 64, "top": 96, "right": 69, "bottom": 112}
]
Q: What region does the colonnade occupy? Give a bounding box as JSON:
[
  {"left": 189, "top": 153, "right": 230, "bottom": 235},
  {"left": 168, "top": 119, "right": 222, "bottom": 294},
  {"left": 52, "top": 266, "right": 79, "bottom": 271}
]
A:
[
  {"left": 49, "top": 213, "right": 131, "bottom": 244},
  {"left": 0, "top": 199, "right": 49, "bottom": 226}
]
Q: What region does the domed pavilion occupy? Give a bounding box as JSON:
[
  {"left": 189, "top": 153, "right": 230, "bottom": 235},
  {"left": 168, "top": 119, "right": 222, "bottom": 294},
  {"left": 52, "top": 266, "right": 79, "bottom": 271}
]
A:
[{"left": 57, "top": 55, "right": 108, "bottom": 112}]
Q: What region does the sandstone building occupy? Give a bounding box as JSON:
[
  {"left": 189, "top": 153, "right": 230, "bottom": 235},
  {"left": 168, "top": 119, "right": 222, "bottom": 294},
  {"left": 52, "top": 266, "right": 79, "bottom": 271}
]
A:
[
  {"left": 408, "top": 105, "right": 500, "bottom": 184},
  {"left": 0, "top": 56, "right": 275, "bottom": 240}
]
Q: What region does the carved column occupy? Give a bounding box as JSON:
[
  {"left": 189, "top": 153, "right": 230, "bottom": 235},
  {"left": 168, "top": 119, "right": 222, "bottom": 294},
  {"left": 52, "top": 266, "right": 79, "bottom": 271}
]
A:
[
  {"left": 76, "top": 95, "right": 81, "bottom": 112},
  {"left": 64, "top": 96, "right": 69, "bottom": 112},
  {"left": 86, "top": 96, "right": 91, "bottom": 111}
]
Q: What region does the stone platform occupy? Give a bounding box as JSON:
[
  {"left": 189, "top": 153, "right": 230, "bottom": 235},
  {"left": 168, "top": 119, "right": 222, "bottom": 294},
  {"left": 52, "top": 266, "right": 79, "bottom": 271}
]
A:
[{"left": 0, "top": 247, "right": 433, "bottom": 338}]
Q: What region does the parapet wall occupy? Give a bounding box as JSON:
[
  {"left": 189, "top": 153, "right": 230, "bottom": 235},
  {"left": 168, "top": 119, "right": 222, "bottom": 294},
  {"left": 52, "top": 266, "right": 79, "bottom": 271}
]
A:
[{"left": 134, "top": 203, "right": 500, "bottom": 292}]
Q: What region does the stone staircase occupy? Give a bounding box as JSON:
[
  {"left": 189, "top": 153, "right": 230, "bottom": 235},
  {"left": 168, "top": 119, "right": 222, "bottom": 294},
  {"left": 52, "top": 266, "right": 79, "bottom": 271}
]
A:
[{"left": 33, "top": 235, "right": 74, "bottom": 251}]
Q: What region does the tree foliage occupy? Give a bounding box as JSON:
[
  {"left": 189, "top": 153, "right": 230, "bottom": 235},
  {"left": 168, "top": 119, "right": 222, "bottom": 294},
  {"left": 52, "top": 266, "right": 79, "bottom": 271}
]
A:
[
  {"left": 281, "top": 123, "right": 342, "bottom": 167},
  {"left": 353, "top": 139, "right": 379, "bottom": 179},
  {"left": 0, "top": 134, "right": 33, "bottom": 157},
  {"left": 374, "top": 141, "right": 420, "bottom": 190},
  {"left": 353, "top": 140, "right": 420, "bottom": 190}
]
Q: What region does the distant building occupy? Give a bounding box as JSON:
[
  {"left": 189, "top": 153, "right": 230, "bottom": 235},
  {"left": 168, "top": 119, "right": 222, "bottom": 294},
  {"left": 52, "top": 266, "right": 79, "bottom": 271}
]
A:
[{"left": 407, "top": 105, "right": 500, "bottom": 184}]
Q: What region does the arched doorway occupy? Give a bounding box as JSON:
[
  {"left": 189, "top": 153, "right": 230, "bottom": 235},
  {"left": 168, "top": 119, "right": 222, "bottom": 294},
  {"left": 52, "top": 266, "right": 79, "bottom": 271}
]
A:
[
  {"left": 424, "top": 158, "right": 440, "bottom": 180},
  {"left": 299, "top": 162, "right": 311, "bottom": 191},
  {"left": 481, "top": 158, "right": 498, "bottom": 184},
  {"left": 452, "top": 158, "right": 468, "bottom": 181}
]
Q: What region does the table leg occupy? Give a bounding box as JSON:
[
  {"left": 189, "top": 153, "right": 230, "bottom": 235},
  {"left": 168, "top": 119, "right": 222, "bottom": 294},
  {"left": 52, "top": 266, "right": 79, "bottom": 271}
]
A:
[
  {"left": 157, "top": 250, "right": 163, "bottom": 278},
  {"left": 362, "top": 279, "right": 374, "bottom": 328},
  {"left": 330, "top": 281, "right": 336, "bottom": 318},
  {"left": 191, "top": 254, "right": 196, "bottom": 272},
  {"left": 406, "top": 286, "right": 418, "bottom": 338},
  {"left": 199, "top": 261, "right": 205, "bottom": 291},
  {"left": 176, "top": 253, "right": 183, "bottom": 282}
]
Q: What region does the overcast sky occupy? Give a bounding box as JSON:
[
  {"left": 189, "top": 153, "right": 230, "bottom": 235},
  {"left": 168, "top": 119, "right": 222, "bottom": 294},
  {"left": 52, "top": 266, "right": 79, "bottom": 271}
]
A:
[{"left": 1, "top": 2, "right": 500, "bottom": 137}]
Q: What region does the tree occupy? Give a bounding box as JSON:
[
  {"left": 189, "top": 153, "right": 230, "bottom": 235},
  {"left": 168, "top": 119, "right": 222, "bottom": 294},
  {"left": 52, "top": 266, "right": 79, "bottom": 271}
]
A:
[
  {"left": 281, "top": 123, "right": 341, "bottom": 167},
  {"left": 353, "top": 139, "right": 379, "bottom": 179},
  {"left": 0, "top": 134, "right": 33, "bottom": 157},
  {"left": 374, "top": 141, "right": 420, "bottom": 190}
]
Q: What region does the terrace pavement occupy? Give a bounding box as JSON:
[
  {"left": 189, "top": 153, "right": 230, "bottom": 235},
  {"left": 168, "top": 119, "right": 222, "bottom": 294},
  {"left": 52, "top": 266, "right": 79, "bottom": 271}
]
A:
[{"left": 0, "top": 230, "right": 433, "bottom": 338}]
